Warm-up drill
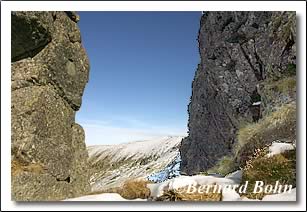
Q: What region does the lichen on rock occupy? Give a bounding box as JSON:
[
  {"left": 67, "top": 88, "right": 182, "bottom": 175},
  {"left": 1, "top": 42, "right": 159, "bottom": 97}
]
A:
[{"left": 11, "top": 11, "right": 90, "bottom": 201}]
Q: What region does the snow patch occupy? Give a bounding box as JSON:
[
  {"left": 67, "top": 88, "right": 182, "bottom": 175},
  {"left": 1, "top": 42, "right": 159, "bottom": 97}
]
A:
[
  {"left": 240, "top": 197, "right": 260, "bottom": 201},
  {"left": 147, "top": 153, "right": 181, "bottom": 183},
  {"left": 252, "top": 101, "right": 261, "bottom": 106},
  {"left": 147, "top": 172, "right": 240, "bottom": 198},
  {"left": 225, "top": 170, "right": 242, "bottom": 184},
  {"left": 64, "top": 193, "right": 147, "bottom": 201},
  {"left": 168, "top": 176, "right": 198, "bottom": 190},
  {"left": 267, "top": 142, "right": 295, "bottom": 157},
  {"left": 88, "top": 136, "right": 183, "bottom": 163},
  {"left": 192, "top": 175, "right": 238, "bottom": 187},
  {"left": 222, "top": 189, "right": 241, "bottom": 201},
  {"left": 147, "top": 182, "right": 169, "bottom": 198},
  {"left": 262, "top": 188, "right": 296, "bottom": 201},
  {"left": 88, "top": 136, "right": 183, "bottom": 191}
]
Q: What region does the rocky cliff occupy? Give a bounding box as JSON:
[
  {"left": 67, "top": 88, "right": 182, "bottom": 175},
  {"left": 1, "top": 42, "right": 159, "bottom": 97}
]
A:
[
  {"left": 11, "top": 11, "right": 90, "bottom": 201},
  {"left": 180, "top": 12, "right": 296, "bottom": 175}
]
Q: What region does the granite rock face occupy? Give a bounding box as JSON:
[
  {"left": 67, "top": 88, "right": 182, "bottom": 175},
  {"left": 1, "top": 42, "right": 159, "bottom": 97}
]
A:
[
  {"left": 180, "top": 12, "right": 296, "bottom": 175},
  {"left": 11, "top": 11, "right": 90, "bottom": 201}
]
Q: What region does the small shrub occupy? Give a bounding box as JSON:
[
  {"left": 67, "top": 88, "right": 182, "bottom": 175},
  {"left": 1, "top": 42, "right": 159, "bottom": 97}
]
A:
[
  {"left": 86, "top": 179, "right": 151, "bottom": 200},
  {"left": 286, "top": 64, "right": 296, "bottom": 77},
  {"left": 119, "top": 179, "right": 151, "bottom": 200}
]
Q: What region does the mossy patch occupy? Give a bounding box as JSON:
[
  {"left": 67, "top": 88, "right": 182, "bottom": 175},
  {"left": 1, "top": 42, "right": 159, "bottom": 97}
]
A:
[{"left": 285, "top": 63, "right": 296, "bottom": 77}]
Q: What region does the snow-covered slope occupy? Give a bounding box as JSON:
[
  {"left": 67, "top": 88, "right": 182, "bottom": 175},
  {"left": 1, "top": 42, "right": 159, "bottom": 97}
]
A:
[
  {"left": 87, "top": 136, "right": 184, "bottom": 191},
  {"left": 65, "top": 193, "right": 147, "bottom": 201},
  {"left": 78, "top": 140, "right": 296, "bottom": 201}
]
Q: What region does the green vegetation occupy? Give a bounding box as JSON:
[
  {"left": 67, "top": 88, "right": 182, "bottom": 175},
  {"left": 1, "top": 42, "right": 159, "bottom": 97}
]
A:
[
  {"left": 240, "top": 149, "right": 296, "bottom": 199},
  {"left": 286, "top": 63, "right": 296, "bottom": 77},
  {"left": 236, "top": 103, "right": 296, "bottom": 165},
  {"left": 260, "top": 74, "right": 296, "bottom": 116},
  {"left": 198, "top": 171, "right": 209, "bottom": 176},
  {"left": 207, "top": 155, "right": 237, "bottom": 176},
  {"left": 275, "top": 76, "right": 296, "bottom": 94},
  {"left": 262, "top": 76, "right": 296, "bottom": 107},
  {"left": 265, "top": 63, "right": 296, "bottom": 82}
]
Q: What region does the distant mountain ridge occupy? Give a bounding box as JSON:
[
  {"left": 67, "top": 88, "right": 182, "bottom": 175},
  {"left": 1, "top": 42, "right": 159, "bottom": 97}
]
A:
[{"left": 87, "top": 136, "right": 184, "bottom": 191}]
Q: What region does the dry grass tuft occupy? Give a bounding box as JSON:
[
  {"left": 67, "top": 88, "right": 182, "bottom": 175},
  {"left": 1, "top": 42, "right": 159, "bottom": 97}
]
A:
[
  {"left": 236, "top": 103, "right": 296, "bottom": 165},
  {"left": 177, "top": 191, "right": 222, "bottom": 201},
  {"left": 157, "top": 185, "right": 222, "bottom": 202},
  {"left": 207, "top": 155, "right": 237, "bottom": 176},
  {"left": 88, "top": 179, "right": 151, "bottom": 200},
  {"left": 240, "top": 148, "right": 296, "bottom": 199},
  {"left": 119, "top": 179, "right": 151, "bottom": 200},
  {"left": 275, "top": 77, "right": 296, "bottom": 94},
  {"left": 262, "top": 76, "right": 296, "bottom": 99}
]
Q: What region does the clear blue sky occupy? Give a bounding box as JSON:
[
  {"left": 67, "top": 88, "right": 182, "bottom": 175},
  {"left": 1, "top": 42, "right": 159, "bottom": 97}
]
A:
[{"left": 76, "top": 12, "right": 201, "bottom": 145}]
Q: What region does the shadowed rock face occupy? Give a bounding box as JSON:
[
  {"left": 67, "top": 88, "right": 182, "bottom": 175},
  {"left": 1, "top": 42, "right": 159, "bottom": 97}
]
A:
[
  {"left": 180, "top": 12, "right": 296, "bottom": 175},
  {"left": 11, "top": 11, "right": 90, "bottom": 201}
]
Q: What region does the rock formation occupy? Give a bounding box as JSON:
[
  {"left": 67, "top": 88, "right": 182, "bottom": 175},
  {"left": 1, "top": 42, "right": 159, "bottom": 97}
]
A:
[
  {"left": 11, "top": 11, "right": 90, "bottom": 200},
  {"left": 180, "top": 12, "right": 296, "bottom": 175}
]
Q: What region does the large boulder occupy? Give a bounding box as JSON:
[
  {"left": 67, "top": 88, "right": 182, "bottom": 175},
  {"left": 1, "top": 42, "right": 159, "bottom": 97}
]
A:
[{"left": 11, "top": 11, "right": 90, "bottom": 201}]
